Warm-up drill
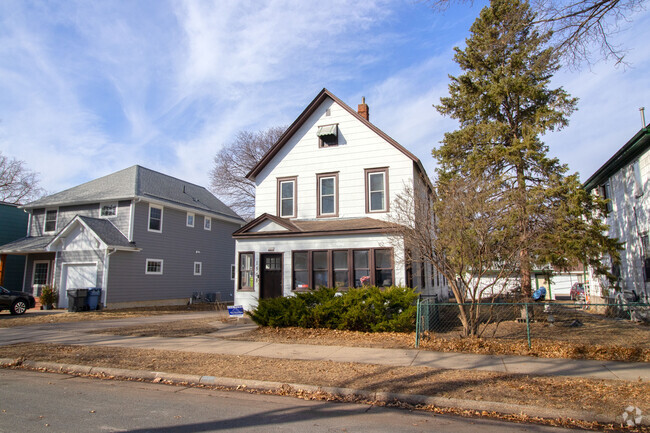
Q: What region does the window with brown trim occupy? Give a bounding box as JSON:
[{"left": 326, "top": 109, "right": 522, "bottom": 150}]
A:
[
  {"left": 277, "top": 177, "right": 297, "bottom": 218},
  {"left": 317, "top": 172, "right": 338, "bottom": 217},
  {"left": 333, "top": 250, "right": 349, "bottom": 288},
  {"left": 317, "top": 124, "right": 338, "bottom": 147},
  {"left": 238, "top": 252, "right": 254, "bottom": 291},
  {"left": 365, "top": 168, "right": 389, "bottom": 213},
  {"left": 312, "top": 251, "right": 329, "bottom": 288},
  {"left": 293, "top": 251, "right": 309, "bottom": 290},
  {"left": 291, "top": 248, "right": 393, "bottom": 291}
]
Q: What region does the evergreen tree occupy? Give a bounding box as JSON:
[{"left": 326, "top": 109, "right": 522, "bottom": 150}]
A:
[{"left": 435, "top": 0, "right": 619, "bottom": 297}]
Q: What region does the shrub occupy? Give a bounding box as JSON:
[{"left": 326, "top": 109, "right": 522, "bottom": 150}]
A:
[
  {"left": 248, "top": 286, "right": 417, "bottom": 333},
  {"left": 39, "top": 285, "right": 58, "bottom": 307}
]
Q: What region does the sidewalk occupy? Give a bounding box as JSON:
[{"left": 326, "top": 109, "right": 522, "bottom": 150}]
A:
[{"left": 0, "top": 312, "right": 647, "bottom": 382}]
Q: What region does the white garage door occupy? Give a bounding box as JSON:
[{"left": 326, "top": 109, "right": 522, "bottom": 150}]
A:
[{"left": 59, "top": 264, "right": 97, "bottom": 308}]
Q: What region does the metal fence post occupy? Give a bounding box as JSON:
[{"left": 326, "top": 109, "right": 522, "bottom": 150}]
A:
[
  {"left": 525, "top": 303, "right": 531, "bottom": 349},
  {"left": 415, "top": 297, "right": 421, "bottom": 348}
]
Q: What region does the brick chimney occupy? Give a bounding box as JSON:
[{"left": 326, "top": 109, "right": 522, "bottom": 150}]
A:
[{"left": 358, "top": 97, "right": 369, "bottom": 121}]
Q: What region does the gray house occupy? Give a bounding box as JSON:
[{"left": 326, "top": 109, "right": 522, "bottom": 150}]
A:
[{"left": 0, "top": 165, "right": 244, "bottom": 308}]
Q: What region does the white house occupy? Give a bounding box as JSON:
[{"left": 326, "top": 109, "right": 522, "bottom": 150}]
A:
[
  {"left": 583, "top": 126, "right": 650, "bottom": 301},
  {"left": 233, "top": 89, "right": 447, "bottom": 310}
]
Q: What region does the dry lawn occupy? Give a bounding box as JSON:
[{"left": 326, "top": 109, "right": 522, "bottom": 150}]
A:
[
  {"left": 0, "top": 304, "right": 218, "bottom": 328},
  {"left": 2, "top": 342, "right": 648, "bottom": 423},
  {"left": 95, "top": 318, "right": 221, "bottom": 337}
]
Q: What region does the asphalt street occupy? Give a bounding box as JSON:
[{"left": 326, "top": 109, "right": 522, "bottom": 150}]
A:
[{"left": 0, "top": 369, "right": 573, "bottom": 433}]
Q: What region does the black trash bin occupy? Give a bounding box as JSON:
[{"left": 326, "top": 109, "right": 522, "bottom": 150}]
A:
[
  {"left": 85, "top": 287, "right": 102, "bottom": 311},
  {"left": 67, "top": 289, "right": 88, "bottom": 312}
]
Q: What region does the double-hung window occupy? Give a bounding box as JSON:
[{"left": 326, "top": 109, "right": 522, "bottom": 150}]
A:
[
  {"left": 277, "top": 177, "right": 297, "bottom": 218},
  {"left": 365, "top": 168, "right": 388, "bottom": 213},
  {"left": 204, "top": 216, "right": 211, "bottom": 231},
  {"left": 239, "top": 252, "right": 254, "bottom": 291},
  {"left": 317, "top": 172, "right": 338, "bottom": 217},
  {"left": 148, "top": 205, "right": 163, "bottom": 232},
  {"left": 186, "top": 212, "right": 195, "bottom": 227},
  {"left": 44, "top": 210, "right": 57, "bottom": 233}
]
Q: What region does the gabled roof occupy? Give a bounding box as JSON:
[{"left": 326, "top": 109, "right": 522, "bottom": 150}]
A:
[
  {"left": 49, "top": 215, "right": 138, "bottom": 251},
  {"left": 584, "top": 127, "right": 650, "bottom": 191},
  {"left": 23, "top": 165, "right": 243, "bottom": 222},
  {"left": 233, "top": 213, "right": 399, "bottom": 238},
  {"left": 246, "top": 88, "right": 432, "bottom": 191}
]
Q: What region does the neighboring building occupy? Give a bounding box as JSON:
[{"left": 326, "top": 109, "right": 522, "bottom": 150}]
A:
[
  {"left": 0, "top": 202, "right": 28, "bottom": 290},
  {"left": 0, "top": 166, "right": 244, "bottom": 308},
  {"left": 233, "top": 89, "right": 447, "bottom": 310},
  {"left": 584, "top": 126, "right": 650, "bottom": 300}
]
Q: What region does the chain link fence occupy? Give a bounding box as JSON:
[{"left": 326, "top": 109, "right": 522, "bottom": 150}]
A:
[{"left": 415, "top": 297, "right": 650, "bottom": 349}]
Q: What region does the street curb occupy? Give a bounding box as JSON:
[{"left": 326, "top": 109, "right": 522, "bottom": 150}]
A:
[{"left": 0, "top": 357, "right": 641, "bottom": 426}]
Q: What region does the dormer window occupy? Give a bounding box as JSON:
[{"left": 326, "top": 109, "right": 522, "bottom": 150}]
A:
[
  {"left": 44, "top": 209, "right": 57, "bottom": 233},
  {"left": 317, "top": 124, "right": 338, "bottom": 147}
]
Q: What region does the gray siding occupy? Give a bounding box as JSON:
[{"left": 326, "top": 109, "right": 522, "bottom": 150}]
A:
[
  {"left": 23, "top": 253, "right": 55, "bottom": 293},
  {"left": 106, "top": 201, "right": 239, "bottom": 304},
  {"left": 29, "top": 209, "right": 45, "bottom": 237},
  {"left": 29, "top": 202, "right": 132, "bottom": 238}
]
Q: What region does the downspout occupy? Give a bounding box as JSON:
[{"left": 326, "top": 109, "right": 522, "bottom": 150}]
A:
[
  {"left": 633, "top": 204, "right": 647, "bottom": 297},
  {"left": 102, "top": 248, "right": 118, "bottom": 308}
]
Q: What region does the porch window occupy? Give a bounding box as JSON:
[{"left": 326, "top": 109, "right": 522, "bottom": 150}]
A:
[
  {"left": 333, "top": 250, "right": 349, "bottom": 288},
  {"left": 375, "top": 249, "right": 393, "bottom": 287},
  {"left": 291, "top": 248, "right": 394, "bottom": 290},
  {"left": 239, "top": 253, "right": 254, "bottom": 291},
  {"left": 293, "top": 251, "right": 309, "bottom": 290},
  {"left": 353, "top": 250, "right": 370, "bottom": 287},
  {"left": 312, "top": 251, "right": 329, "bottom": 288}
]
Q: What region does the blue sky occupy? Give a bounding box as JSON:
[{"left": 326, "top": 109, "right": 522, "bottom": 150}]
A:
[{"left": 1, "top": 0, "right": 649, "bottom": 198}]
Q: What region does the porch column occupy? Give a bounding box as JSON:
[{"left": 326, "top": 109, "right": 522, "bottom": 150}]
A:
[{"left": 0, "top": 254, "right": 6, "bottom": 286}]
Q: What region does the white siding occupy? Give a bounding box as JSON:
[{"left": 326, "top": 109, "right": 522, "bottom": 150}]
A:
[
  {"left": 595, "top": 146, "right": 650, "bottom": 296},
  {"left": 254, "top": 98, "right": 415, "bottom": 221}
]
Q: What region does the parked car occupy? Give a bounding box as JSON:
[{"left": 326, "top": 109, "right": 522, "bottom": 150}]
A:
[
  {"left": 0, "top": 286, "right": 36, "bottom": 315},
  {"left": 570, "top": 283, "right": 585, "bottom": 300}
]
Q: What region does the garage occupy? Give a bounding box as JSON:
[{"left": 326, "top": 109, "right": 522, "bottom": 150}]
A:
[{"left": 59, "top": 263, "right": 98, "bottom": 308}]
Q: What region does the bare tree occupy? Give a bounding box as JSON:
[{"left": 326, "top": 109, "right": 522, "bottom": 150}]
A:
[
  {"left": 210, "top": 126, "right": 286, "bottom": 220},
  {"left": 390, "top": 173, "right": 520, "bottom": 337},
  {"left": 428, "top": 0, "right": 646, "bottom": 66},
  {"left": 0, "top": 151, "right": 43, "bottom": 204}
]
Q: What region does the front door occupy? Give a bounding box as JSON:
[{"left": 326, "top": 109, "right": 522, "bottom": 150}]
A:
[{"left": 260, "top": 254, "right": 283, "bottom": 299}]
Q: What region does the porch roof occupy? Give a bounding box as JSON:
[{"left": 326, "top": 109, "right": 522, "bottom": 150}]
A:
[
  {"left": 0, "top": 236, "right": 55, "bottom": 254},
  {"left": 233, "top": 213, "right": 400, "bottom": 238}
]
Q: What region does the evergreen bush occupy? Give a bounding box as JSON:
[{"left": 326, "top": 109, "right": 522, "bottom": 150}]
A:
[{"left": 248, "top": 286, "right": 417, "bottom": 333}]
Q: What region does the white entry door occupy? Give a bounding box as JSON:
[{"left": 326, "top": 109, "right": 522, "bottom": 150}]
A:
[{"left": 60, "top": 264, "right": 97, "bottom": 308}]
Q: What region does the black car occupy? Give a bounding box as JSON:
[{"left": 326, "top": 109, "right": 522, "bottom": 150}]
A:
[{"left": 0, "top": 286, "right": 36, "bottom": 315}]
